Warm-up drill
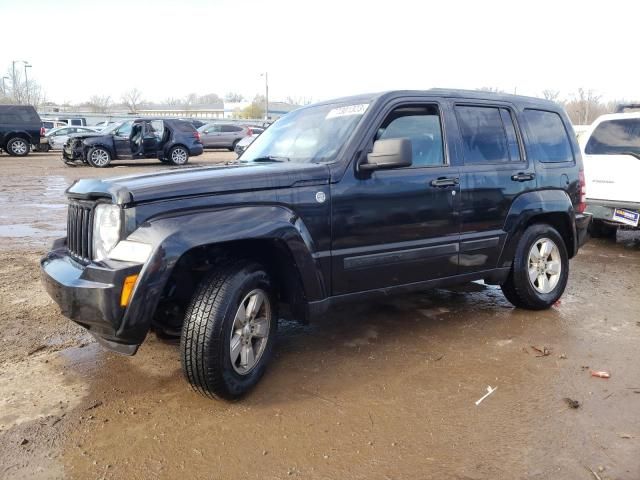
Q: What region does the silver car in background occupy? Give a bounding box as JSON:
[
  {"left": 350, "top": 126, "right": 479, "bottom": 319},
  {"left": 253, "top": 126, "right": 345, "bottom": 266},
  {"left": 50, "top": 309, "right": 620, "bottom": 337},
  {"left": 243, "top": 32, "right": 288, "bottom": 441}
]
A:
[
  {"left": 47, "top": 126, "right": 101, "bottom": 150},
  {"left": 198, "top": 123, "right": 253, "bottom": 151}
]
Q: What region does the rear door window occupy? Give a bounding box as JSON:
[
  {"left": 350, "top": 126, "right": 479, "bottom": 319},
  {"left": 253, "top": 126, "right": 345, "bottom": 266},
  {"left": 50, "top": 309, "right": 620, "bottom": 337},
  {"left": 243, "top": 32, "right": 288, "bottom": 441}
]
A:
[
  {"left": 455, "top": 105, "right": 513, "bottom": 164},
  {"left": 523, "top": 109, "right": 574, "bottom": 163},
  {"left": 585, "top": 118, "right": 640, "bottom": 156}
]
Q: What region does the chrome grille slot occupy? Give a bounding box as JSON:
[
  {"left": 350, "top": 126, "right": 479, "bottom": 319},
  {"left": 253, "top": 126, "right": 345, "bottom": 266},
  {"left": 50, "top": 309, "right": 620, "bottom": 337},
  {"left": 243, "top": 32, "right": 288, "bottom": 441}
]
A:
[{"left": 67, "top": 201, "right": 94, "bottom": 261}]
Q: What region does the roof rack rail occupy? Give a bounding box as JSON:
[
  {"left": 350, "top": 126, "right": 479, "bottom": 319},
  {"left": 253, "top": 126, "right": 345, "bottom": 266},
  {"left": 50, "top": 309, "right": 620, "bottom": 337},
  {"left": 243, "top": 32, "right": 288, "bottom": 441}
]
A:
[{"left": 615, "top": 103, "right": 640, "bottom": 113}]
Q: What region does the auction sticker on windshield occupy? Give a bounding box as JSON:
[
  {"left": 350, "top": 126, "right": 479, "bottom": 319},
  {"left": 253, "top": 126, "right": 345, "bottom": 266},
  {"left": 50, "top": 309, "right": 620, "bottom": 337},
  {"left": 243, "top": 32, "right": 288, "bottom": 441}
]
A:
[
  {"left": 612, "top": 208, "right": 639, "bottom": 227},
  {"left": 326, "top": 104, "right": 369, "bottom": 119}
]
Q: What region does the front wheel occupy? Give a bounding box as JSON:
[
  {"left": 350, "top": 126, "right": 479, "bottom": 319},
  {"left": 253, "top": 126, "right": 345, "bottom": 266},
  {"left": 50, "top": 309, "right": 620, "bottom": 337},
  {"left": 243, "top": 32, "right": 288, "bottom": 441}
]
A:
[
  {"left": 180, "top": 261, "right": 277, "bottom": 399},
  {"left": 168, "top": 145, "right": 189, "bottom": 165},
  {"left": 86, "top": 147, "right": 112, "bottom": 168},
  {"left": 501, "top": 224, "right": 569, "bottom": 310},
  {"left": 6, "top": 137, "right": 30, "bottom": 156}
]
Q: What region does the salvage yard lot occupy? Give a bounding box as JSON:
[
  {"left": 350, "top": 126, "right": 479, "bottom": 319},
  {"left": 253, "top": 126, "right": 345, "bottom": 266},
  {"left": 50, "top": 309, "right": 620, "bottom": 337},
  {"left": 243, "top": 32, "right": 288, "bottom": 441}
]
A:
[{"left": 1, "top": 152, "right": 639, "bottom": 479}]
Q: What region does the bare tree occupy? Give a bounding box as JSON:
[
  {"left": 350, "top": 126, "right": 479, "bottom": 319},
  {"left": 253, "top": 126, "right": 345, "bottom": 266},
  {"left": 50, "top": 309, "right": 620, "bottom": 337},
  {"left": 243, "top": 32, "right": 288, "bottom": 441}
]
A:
[
  {"left": 121, "top": 88, "right": 143, "bottom": 112},
  {"left": 285, "top": 96, "right": 312, "bottom": 106},
  {"left": 225, "top": 92, "right": 244, "bottom": 102},
  {"left": 86, "top": 95, "right": 112, "bottom": 113},
  {"left": 2, "top": 66, "right": 46, "bottom": 107},
  {"left": 564, "top": 88, "right": 606, "bottom": 125},
  {"left": 198, "top": 93, "right": 222, "bottom": 105},
  {"left": 542, "top": 89, "right": 561, "bottom": 102},
  {"left": 164, "top": 97, "right": 182, "bottom": 106}
]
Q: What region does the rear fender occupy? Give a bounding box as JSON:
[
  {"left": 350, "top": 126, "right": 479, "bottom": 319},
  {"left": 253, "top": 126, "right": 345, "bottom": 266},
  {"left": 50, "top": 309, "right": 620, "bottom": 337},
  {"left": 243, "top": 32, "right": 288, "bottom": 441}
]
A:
[
  {"left": 118, "top": 205, "right": 325, "bottom": 342},
  {"left": 498, "top": 189, "right": 576, "bottom": 267}
]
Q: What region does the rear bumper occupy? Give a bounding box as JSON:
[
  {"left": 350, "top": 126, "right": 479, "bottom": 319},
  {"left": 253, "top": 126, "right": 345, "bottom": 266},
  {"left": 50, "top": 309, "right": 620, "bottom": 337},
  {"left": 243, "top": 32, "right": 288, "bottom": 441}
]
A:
[
  {"left": 40, "top": 239, "right": 143, "bottom": 354},
  {"left": 586, "top": 200, "right": 640, "bottom": 227},
  {"left": 189, "top": 144, "right": 204, "bottom": 156},
  {"left": 575, "top": 213, "right": 591, "bottom": 250}
]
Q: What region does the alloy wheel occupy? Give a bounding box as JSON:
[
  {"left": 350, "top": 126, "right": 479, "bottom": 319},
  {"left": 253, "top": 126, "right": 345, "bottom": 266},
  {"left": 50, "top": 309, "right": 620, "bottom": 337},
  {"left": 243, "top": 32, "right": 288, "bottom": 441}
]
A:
[
  {"left": 230, "top": 289, "right": 271, "bottom": 375},
  {"left": 527, "top": 237, "right": 561, "bottom": 294}
]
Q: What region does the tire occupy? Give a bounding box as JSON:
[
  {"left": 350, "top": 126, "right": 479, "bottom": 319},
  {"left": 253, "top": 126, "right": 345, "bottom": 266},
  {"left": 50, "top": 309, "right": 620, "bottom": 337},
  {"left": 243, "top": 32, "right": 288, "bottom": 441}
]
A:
[
  {"left": 86, "top": 146, "right": 112, "bottom": 168},
  {"left": 589, "top": 220, "right": 617, "bottom": 239},
  {"left": 180, "top": 261, "right": 277, "bottom": 399},
  {"left": 229, "top": 139, "right": 240, "bottom": 152},
  {"left": 39, "top": 143, "right": 51, "bottom": 152},
  {"left": 6, "top": 137, "right": 30, "bottom": 157},
  {"left": 168, "top": 145, "right": 189, "bottom": 165},
  {"left": 501, "top": 224, "right": 569, "bottom": 310}
]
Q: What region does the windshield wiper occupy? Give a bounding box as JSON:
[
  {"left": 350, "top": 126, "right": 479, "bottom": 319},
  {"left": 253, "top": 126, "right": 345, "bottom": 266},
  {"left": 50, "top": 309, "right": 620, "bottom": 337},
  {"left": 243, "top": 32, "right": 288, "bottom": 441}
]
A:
[{"left": 248, "top": 156, "right": 290, "bottom": 163}]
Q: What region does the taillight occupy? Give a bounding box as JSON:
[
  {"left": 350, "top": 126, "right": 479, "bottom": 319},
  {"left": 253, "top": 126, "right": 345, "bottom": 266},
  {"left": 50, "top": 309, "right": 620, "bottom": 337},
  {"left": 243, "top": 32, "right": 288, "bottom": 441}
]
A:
[
  {"left": 40, "top": 127, "right": 45, "bottom": 137},
  {"left": 193, "top": 131, "right": 201, "bottom": 142},
  {"left": 577, "top": 169, "right": 586, "bottom": 213},
  {"left": 247, "top": 127, "right": 253, "bottom": 135}
]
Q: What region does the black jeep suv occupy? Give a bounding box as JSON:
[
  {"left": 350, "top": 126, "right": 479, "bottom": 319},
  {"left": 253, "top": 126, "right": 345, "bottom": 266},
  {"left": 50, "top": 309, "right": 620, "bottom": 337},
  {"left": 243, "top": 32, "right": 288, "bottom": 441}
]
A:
[
  {"left": 0, "top": 105, "right": 43, "bottom": 156},
  {"left": 62, "top": 118, "right": 203, "bottom": 167},
  {"left": 42, "top": 90, "right": 591, "bottom": 399}
]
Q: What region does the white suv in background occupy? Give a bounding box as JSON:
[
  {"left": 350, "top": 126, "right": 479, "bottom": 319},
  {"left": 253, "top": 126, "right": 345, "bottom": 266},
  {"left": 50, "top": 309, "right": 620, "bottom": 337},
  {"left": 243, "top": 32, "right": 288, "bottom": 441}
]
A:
[{"left": 580, "top": 111, "right": 640, "bottom": 237}]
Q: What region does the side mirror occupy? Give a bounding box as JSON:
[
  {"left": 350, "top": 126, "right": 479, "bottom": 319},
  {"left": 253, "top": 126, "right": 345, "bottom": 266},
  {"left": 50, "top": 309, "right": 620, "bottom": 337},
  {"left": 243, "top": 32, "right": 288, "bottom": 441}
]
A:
[{"left": 359, "top": 138, "right": 412, "bottom": 172}]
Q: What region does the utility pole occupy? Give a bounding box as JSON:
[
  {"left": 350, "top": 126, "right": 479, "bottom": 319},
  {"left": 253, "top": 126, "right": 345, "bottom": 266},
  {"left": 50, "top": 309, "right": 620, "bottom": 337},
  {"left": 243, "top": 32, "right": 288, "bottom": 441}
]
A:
[
  {"left": 261, "top": 72, "right": 269, "bottom": 121},
  {"left": 23, "top": 62, "right": 31, "bottom": 104}
]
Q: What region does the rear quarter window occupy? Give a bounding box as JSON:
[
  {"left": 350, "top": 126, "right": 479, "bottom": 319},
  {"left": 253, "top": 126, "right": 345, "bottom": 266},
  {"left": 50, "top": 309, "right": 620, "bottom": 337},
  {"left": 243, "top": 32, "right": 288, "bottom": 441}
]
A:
[
  {"left": 523, "top": 109, "right": 574, "bottom": 163},
  {"left": 585, "top": 118, "right": 640, "bottom": 155},
  {"left": 173, "top": 121, "right": 196, "bottom": 133}
]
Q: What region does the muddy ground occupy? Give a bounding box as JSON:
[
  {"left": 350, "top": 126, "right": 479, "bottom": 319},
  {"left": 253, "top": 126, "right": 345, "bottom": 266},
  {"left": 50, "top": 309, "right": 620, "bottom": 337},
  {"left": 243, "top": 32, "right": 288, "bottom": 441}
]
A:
[{"left": 0, "top": 151, "right": 639, "bottom": 480}]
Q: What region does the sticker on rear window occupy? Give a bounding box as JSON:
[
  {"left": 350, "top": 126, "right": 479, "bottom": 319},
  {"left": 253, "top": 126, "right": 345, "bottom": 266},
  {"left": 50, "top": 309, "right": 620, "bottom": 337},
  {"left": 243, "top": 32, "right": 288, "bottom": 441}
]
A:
[{"left": 326, "top": 104, "right": 369, "bottom": 119}]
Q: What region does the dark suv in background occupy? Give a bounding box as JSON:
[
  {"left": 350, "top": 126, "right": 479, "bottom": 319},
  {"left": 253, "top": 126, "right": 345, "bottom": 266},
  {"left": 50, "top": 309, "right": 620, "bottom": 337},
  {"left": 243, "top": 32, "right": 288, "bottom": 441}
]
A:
[
  {"left": 0, "top": 105, "right": 43, "bottom": 156},
  {"left": 62, "top": 118, "right": 204, "bottom": 167},
  {"left": 42, "top": 90, "right": 590, "bottom": 399}
]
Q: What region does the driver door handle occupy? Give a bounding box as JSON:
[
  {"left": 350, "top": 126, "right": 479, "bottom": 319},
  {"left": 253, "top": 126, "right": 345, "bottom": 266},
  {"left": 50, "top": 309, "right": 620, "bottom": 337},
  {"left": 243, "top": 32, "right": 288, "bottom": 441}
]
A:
[
  {"left": 430, "top": 177, "right": 459, "bottom": 188},
  {"left": 511, "top": 172, "right": 536, "bottom": 182}
]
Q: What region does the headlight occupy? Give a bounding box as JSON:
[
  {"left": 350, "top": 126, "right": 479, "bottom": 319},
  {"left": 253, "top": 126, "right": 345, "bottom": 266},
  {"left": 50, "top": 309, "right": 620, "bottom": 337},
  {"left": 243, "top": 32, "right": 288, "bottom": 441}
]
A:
[{"left": 93, "top": 204, "right": 121, "bottom": 261}]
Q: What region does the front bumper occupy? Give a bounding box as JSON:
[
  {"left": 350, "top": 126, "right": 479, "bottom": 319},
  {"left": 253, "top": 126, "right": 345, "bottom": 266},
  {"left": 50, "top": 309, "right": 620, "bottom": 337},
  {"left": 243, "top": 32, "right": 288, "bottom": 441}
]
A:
[{"left": 40, "top": 239, "right": 143, "bottom": 354}]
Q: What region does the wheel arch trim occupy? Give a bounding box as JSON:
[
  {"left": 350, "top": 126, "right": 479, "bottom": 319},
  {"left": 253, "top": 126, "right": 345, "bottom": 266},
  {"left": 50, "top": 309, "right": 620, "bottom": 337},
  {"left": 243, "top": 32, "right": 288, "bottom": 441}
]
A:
[
  {"left": 116, "top": 205, "right": 325, "bottom": 342},
  {"left": 498, "top": 189, "right": 577, "bottom": 266}
]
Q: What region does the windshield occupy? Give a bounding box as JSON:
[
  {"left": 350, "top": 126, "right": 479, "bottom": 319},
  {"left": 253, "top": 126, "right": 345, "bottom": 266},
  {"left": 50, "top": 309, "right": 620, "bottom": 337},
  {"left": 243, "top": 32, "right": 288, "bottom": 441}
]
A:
[{"left": 240, "top": 102, "right": 369, "bottom": 163}]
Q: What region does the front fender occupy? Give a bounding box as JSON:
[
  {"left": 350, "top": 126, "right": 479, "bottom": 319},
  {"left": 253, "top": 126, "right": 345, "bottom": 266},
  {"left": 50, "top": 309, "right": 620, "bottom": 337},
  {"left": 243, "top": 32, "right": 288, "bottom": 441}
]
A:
[
  {"left": 497, "top": 189, "right": 576, "bottom": 267},
  {"left": 117, "top": 205, "right": 325, "bottom": 342}
]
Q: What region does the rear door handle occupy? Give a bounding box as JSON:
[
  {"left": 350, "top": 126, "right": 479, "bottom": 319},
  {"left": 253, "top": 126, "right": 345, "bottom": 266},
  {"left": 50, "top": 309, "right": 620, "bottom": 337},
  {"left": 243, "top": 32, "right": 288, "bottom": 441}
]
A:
[
  {"left": 430, "top": 177, "right": 459, "bottom": 188},
  {"left": 511, "top": 172, "right": 536, "bottom": 182}
]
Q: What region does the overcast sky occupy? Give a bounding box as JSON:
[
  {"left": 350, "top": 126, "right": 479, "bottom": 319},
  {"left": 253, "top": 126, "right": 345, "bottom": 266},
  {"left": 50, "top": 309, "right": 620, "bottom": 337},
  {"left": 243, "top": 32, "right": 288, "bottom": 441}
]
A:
[{"left": 1, "top": 0, "right": 638, "bottom": 104}]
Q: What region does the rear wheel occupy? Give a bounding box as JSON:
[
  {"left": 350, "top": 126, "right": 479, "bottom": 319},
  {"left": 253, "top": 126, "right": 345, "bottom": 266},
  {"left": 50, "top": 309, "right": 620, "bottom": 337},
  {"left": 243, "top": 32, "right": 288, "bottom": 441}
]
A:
[
  {"left": 6, "top": 137, "right": 30, "bottom": 156},
  {"left": 168, "top": 145, "right": 189, "bottom": 165},
  {"left": 180, "top": 261, "right": 277, "bottom": 399},
  {"left": 501, "top": 224, "right": 569, "bottom": 310},
  {"left": 230, "top": 139, "right": 240, "bottom": 152},
  {"left": 86, "top": 147, "right": 112, "bottom": 167}
]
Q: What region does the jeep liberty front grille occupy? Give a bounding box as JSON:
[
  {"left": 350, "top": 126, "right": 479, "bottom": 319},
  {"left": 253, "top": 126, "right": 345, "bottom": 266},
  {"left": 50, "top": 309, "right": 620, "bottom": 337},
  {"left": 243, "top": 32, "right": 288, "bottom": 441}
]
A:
[{"left": 67, "top": 201, "right": 94, "bottom": 261}]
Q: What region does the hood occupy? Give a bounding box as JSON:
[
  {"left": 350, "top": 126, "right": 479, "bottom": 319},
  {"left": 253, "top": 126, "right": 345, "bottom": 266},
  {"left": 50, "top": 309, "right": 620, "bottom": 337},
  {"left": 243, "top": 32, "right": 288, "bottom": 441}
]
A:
[
  {"left": 68, "top": 132, "right": 109, "bottom": 141},
  {"left": 66, "top": 162, "right": 331, "bottom": 204}
]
